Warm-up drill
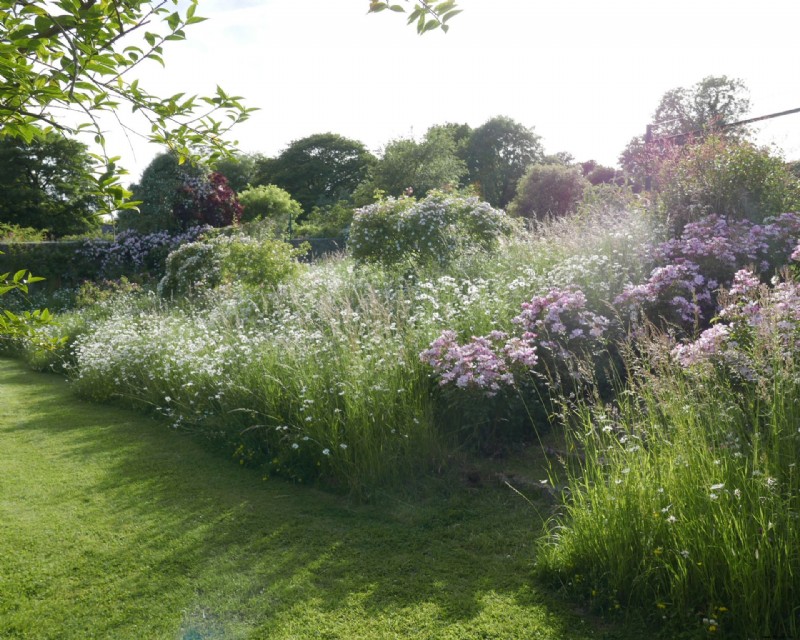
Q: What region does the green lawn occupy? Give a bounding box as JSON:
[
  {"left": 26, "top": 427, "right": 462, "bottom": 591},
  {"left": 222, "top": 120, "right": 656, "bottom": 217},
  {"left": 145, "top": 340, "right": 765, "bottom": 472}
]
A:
[{"left": 0, "top": 358, "right": 631, "bottom": 639}]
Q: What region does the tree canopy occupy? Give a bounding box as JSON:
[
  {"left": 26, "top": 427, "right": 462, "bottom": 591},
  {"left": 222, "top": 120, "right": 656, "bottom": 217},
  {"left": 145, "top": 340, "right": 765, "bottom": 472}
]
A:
[
  {"left": 214, "top": 153, "right": 264, "bottom": 193},
  {"left": 0, "top": 1, "right": 456, "bottom": 214},
  {"left": 256, "top": 133, "right": 376, "bottom": 215},
  {"left": 466, "top": 116, "right": 543, "bottom": 208},
  {"left": 354, "top": 124, "right": 469, "bottom": 204},
  {"left": 619, "top": 75, "right": 752, "bottom": 186},
  {"left": 0, "top": 131, "right": 101, "bottom": 237},
  {"left": 0, "top": 0, "right": 257, "bottom": 213},
  {"left": 651, "top": 75, "right": 751, "bottom": 138}
]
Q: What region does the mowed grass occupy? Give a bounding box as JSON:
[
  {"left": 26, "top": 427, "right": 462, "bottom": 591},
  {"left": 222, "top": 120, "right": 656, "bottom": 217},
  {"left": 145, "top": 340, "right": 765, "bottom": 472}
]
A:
[{"left": 0, "top": 358, "right": 635, "bottom": 639}]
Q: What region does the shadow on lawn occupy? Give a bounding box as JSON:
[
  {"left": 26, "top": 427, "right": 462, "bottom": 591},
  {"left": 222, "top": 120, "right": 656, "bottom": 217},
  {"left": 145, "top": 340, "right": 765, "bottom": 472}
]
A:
[{"left": 2, "top": 361, "right": 606, "bottom": 638}]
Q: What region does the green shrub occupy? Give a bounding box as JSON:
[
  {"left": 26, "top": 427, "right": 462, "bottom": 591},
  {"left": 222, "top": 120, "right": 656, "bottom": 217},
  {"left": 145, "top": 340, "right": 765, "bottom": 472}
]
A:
[
  {"left": 237, "top": 184, "right": 301, "bottom": 228},
  {"left": 75, "top": 277, "right": 143, "bottom": 309},
  {"left": 294, "top": 201, "right": 354, "bottom": 238},
  {"left": 508, "top": 163, "right": 589, "bottom": 220},
  {"left": 0, "top": 241, "right": 100, "bottom": 290},
  {"left": 349, "top": 191, "right": 514, "bottom": 267},
  {"left": 657, "top": 135, "right": 800, "bottom": 230},
  {"left": 0, "top": 223, "right": 48, "bottom": 243},
  {"left": 218, "top": 235, "right": 307, "bottom": 290},
  {"left": 157, "top": 234, "right": 307, "bottom": 299}
]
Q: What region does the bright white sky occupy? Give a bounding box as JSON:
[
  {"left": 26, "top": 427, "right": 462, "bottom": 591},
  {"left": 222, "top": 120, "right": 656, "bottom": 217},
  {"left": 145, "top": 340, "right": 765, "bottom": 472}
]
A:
[{"left": 108, "top": 0, "right": 800, "bottom": 183}]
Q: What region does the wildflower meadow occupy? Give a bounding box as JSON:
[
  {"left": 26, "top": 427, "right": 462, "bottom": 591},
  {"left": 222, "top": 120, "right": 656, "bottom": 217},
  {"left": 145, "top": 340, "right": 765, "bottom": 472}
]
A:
[{"left": 7, "top": 186, "right": 800, "bottom": 637}]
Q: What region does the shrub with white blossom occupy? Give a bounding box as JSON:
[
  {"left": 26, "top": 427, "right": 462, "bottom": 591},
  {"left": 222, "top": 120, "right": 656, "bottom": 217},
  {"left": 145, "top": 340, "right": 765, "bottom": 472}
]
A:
[{"left": 349, "top": 191, "right": 515, "bottom": 267}]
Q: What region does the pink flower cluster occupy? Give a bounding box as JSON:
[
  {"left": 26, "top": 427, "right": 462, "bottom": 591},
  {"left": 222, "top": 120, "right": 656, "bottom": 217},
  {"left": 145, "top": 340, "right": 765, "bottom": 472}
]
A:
[
  {"left": 617, "top": 213, "right": 800, "bottom": 327},
  {"left": 652, "top": 215, "right": 769, "bottom": 270},
  {"left": 671, "top": 324, "right": 731, "bottom": 367},
  {"left": 421, "top": 288, "right": 611, "bottom": 395},
  {"left": 419, "top": 329, "right": 533, "bottom": 396},
  {"left": 673, "top": 268, "right": 800, "bottom": 374},
  {"left": 512, "top": 288, "right": 609, "bottom": 344},
  {"left": 614, "top": 263, "right": 710, "bottom": 324}
]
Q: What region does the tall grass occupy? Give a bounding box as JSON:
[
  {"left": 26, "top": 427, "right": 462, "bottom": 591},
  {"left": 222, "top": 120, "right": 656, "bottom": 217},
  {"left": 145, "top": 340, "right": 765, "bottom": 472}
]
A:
[{"left": 537, "top": 317, "right": 800, "bottom": 637}]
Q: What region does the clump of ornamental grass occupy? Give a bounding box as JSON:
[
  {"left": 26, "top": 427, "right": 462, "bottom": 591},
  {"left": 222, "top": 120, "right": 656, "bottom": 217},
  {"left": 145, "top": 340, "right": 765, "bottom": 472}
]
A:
[{"left": 536, "top": 268, "right": 800, "bottom": 638}]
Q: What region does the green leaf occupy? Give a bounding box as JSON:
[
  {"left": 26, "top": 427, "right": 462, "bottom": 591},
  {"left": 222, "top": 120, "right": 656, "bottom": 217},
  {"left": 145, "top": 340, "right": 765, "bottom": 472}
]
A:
[
  {"left": 166, "top": 11, "right": 181, "bottom": 31},
  {"left": 441, "top": 9, "right": 462, "bottom": 23}
]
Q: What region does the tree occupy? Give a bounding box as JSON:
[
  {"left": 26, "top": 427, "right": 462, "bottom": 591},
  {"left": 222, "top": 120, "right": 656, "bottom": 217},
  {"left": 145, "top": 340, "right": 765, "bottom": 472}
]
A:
[
  {"left": 509, "top": 164, "right": 589, "bottom": 221},
  {"left": 214, "top": 153, "right": 264, "bottom": 193},
  {"left": 652, "top": 76, "right": 750, "bottom": 138},
  {"left": 255, "top": 133, "right": 375, "bottom": 215},
  {"left": 620, "top": 76, "right": 751, "bottom": 186},
  {"left": 579, "top": 160, "right": 619, "bottom": 186},
  {"left": 0, "top": 131, "right": 102, "bottom": 237},
  {"left": 118, "top": 152, "right": 204, "bottom": 233},
  {"left": 0, "top": 0, "right": 257, "bottom": 215},
  {"left": 466, "top": 116, "right": 543, "bottom": 208},
  {"left": 354, "top": 125, "right": 468, "bottom": 204},
  {"left": 0, "top": 1, "right": 456, "bottom": 216},
  {"left": 543, "top": 151, "right": 575, "bottom": 166}
]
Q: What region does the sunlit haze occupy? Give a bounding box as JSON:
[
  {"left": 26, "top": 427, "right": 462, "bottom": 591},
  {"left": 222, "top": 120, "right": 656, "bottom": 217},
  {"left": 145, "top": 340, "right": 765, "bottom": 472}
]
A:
[{"left": 105, "top": 0, "right": 800, "bottom": 183}]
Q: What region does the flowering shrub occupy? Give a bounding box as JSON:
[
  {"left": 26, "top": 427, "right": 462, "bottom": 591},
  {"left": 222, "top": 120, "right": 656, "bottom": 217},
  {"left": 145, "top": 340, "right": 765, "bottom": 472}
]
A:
[
  {"left": 656, "top": 135, "right": 800, "bottom": 231},
  {"left": 513, "top": 288, "right": 609, "bottom": 351},
  {"left": 614, "top": 262, "right": 710, "bottom": 326},
  {"left": 79, "top": 225, "right": 212, "bottom": 281},
  {"left": 157, "top": 241, "right": 222, "bottom": 299},
  {"left": 421, "top": 287, "right": 610, "bottom": 400},
  {"left": 349, "top": 191, "right": 514, "bottom": 267},
  {"left": 615, "top": 212, "right": 800, "bottom": 329}
]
